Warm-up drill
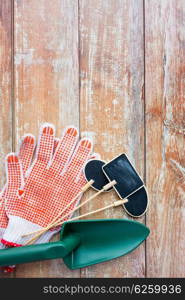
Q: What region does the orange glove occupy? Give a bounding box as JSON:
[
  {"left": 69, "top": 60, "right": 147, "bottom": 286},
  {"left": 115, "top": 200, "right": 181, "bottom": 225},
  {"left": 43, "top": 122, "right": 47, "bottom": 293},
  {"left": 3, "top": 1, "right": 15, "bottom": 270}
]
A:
[
  {"left": 2, "top": 123, "right": 93, "bottom": 246},
  {"left": 0, "top": 135, "right": 35, "bottom": 249}
]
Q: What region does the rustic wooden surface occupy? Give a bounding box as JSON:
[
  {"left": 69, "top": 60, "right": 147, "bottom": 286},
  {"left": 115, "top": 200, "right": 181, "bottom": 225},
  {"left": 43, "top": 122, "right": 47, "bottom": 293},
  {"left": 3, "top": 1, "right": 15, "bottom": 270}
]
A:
[
  {"left": 145, "top": 0, "right": 185, "bottom": 277},
  {"left": 0, "top": 0, "right": 184, "bottom": 278}
]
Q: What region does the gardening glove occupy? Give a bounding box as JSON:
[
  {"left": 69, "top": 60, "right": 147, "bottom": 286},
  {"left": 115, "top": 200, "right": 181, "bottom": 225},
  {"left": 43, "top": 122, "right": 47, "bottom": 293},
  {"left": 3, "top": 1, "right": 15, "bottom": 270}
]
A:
[
  {"left": 2, "top": 123, "right": 93, "bottom": 246},
  {"left": 0, "top": 134, "right": 35, "bottom": 249},
  {"left": 1, "top": 133, "right": 59, "bottom": 273}
]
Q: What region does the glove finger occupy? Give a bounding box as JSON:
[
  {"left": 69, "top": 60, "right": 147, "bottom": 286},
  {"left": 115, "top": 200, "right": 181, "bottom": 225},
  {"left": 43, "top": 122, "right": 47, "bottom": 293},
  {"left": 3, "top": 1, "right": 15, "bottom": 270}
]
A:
[
  {"left": 65, "top": 138, "right": 93, "bottom": 180},
  {"left": 50, "top": 126, "right": 79, "bottom": 174},
  {"left": 0, "top": 198, "right": 8, "bottom": 234},
  {"left": 54, "top": 138, "right": 60, "bottom": 153},
  {"left": 18, "top": 134, "right": 35, "bottom": 176},
  {"left": 36, "top": 123, "right": 55, "bottom": 166},
  {"left": 5, "top": 154, "right": 23, "bottom": 194}
]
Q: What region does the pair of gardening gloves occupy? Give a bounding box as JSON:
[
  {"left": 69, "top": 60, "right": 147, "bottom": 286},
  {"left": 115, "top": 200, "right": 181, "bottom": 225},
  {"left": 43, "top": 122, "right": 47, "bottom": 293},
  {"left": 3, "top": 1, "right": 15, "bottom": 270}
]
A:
[{"left": 0, "top": 123, "right": 96, "bottom": 271}]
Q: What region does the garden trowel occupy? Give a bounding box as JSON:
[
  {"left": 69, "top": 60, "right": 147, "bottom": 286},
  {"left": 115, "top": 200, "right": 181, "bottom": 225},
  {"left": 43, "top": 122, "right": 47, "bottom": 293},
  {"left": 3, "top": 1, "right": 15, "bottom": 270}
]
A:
[{"left": 0, "top": 219, "right": 149, "bottom": 269}]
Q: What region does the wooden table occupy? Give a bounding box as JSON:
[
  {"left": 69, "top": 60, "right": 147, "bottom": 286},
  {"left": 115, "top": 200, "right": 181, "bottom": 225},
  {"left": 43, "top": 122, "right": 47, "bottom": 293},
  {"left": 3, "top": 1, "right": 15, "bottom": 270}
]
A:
[{"left": 0, "top": 0, "right": 184, "bottom": 278}]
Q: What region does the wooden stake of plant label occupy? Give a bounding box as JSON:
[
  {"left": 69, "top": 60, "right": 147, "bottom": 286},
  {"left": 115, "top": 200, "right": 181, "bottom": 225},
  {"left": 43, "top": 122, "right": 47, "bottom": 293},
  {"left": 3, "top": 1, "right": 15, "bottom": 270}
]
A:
[
  {"left": 25, "top": 197, "right": 127, "bottom": 245},
  {"left": 24, "top": 180, "right": 117, "bottom": 244}
]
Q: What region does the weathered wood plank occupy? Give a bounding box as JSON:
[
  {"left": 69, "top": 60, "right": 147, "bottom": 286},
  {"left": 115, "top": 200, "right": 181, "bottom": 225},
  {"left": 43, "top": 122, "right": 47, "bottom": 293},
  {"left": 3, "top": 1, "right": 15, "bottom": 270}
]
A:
[
  {"left": 0, "top": 0, "right": 13, "bottom": 181},
  {"left": 2, "top": 0, "right": 183, "bottom": 279},
  {"left": 0, "top": 0, "right": 13, "bottom": 278},
  {"left": 80, "top": 0, "right": 145, "bottom": 277},
  {"left": 145, "top": 0, "right": 185, "bottom": 277},
  {"left": 13, "top": 0, "right": 80, "bottom": 278}
]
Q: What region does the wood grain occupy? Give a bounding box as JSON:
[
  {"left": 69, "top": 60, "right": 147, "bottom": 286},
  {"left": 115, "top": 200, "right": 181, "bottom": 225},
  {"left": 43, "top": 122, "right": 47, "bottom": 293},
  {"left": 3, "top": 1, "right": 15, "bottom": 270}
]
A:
[
  {"left": 0, "top": 0, "right": 13, "bottom": 180},
  {"left": 13, "top": 0, "right": 80, "bottom": 278},
  {"left": 145, "top": 0, "right": 185, "bottom": 277},
  {"left": 79, "top": 0, "right": 145, "bottom": 278},
  {"left": 0, "top": 0, "right": 13, "bottom": 278},
  {"left": 0, "top": 0, "right": 184, "bottom": 278}
]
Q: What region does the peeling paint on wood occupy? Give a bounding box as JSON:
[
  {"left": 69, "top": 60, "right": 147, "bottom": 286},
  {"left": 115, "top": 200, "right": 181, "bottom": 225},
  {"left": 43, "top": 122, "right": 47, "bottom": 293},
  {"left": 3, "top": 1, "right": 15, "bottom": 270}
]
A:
[
  {"left": 0, "top": 0, "right": 13, "bottom": 278},
  {"left": 145, "top": 0, "right": 185, "bottom": 277},
  {"left": 80, "top": 0, "right": 145, "bottom": 278},
  {"left": 13, "top": 0, "right": 80, "bottom": 278},
  {"left": 0, "top": 1, "right": 12, "bottom": 202},
  {"left": 0, "top": 0, "right": 184, "bottom": 278}
]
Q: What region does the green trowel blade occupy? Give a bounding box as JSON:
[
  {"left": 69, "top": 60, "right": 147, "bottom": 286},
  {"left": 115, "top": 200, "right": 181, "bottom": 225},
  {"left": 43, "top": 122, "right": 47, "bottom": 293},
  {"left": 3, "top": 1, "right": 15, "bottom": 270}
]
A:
[
  {"left": 62, "top": 219, "right": 149, "bottom": 269},
  {"left": 0, "top": 219, "right": 149, "bottom": 269}
]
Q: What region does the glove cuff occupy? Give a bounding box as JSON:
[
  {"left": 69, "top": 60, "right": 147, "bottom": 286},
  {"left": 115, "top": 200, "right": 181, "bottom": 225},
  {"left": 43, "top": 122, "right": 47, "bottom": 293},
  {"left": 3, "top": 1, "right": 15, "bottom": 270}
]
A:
[
  {"left": 0, "top": 228, "right": 6, "bottom": 249},
  {"left": 2, "top": 215, "right": 43, "bottom": 246}
]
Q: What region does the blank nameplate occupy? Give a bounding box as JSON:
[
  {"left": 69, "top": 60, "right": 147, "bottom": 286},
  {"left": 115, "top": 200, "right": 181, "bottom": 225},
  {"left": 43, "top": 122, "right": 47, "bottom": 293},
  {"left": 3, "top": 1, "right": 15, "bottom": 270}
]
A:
[{"left": 102, "top": 154, "right": 144, "bottom": 199}]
